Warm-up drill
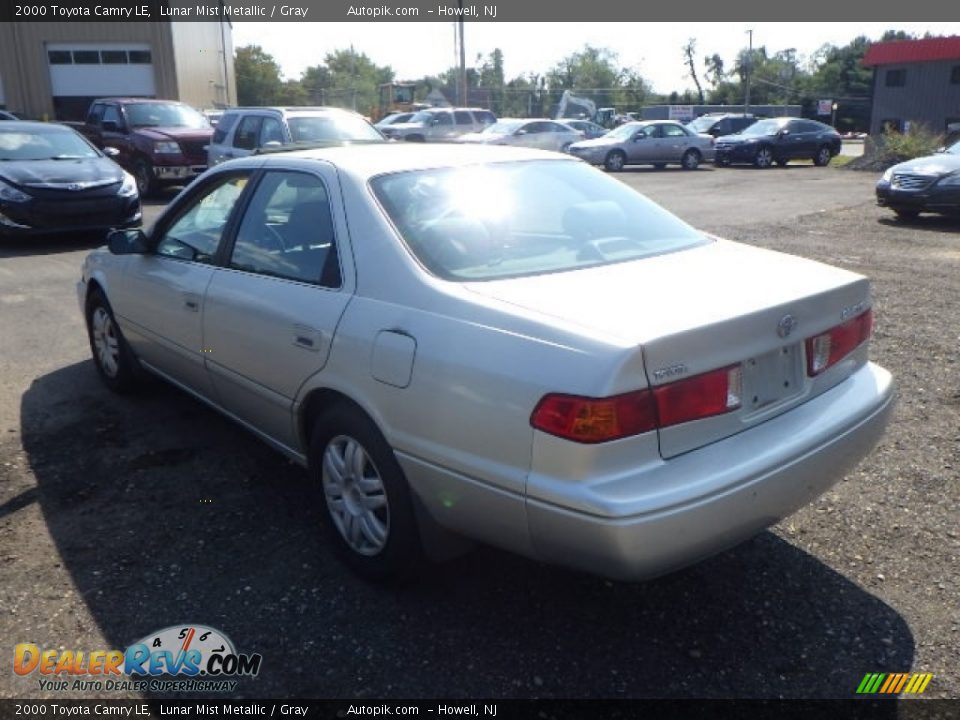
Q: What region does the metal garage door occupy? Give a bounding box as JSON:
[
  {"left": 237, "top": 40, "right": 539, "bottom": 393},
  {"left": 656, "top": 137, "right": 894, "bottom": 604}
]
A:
[{"left": 47, "top": 43, "right": 156, "bottom": 120}]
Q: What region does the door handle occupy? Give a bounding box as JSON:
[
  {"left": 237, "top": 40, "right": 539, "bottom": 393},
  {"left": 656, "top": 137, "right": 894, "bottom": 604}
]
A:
[
  {"left": 183, "top": 292, "right": 200, "bottom": 312},
  {"left": 292, "top": 325, "right": 321, "bottom": 352}
]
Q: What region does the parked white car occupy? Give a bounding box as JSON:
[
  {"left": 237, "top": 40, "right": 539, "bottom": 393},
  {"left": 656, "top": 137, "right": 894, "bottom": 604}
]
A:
[
  {"left": 79, "top": 144, "right": 894, "bottom": 582},
  {"left": 457, "top": 118, "right": 583, "bottom": 152},
  {"left": 378, "top": 107, "right": 496, "bottom": 142}
]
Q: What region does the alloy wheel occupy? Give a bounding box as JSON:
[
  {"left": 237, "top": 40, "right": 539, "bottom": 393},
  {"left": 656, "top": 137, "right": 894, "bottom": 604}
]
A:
[
  {"left": 322, "top": 435, "right": 390, "bottom": 556},
  {"left": 91, "top": 306, "right": 120, "bottom": 378}
]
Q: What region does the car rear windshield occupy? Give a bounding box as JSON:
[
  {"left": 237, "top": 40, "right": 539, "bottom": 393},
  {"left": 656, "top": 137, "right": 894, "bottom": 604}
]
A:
[
  {"left": 371, "top": 159, "right": 708, "bottom": 281},
  {"left": 0, "top": 127, "right": 99, "bottom": 161},
  {"left": 125, "top": 103, "right": 209, "bottom": 129},
  {"left": 287, "top": 114, "right": 383, "bottom": 142}
]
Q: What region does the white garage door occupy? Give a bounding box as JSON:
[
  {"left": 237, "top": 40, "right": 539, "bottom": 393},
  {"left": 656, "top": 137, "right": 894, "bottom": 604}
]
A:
[{"left": 47, "top": 43, "right": 156, "bottom": 97}]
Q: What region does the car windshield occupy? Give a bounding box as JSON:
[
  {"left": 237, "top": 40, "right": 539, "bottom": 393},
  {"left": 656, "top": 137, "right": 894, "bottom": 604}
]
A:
[
  {"left": 943, "top": 139, "right": 960, "bottom": 155},
  {"left": 287, "top": 114, "right": 383, "bottom": 142},
  {"left": 686, "top": 117, "right": 717, "bottom": 133},
  {"left": 0, "top": 127, "right": 100, "bottom": 161},
  {"left": 483, "top": 121, "right": 524, "bottom": 135},
  {"left": 740, "top": 119, "right": 787, "bottom": 137},
  {"left": 125, "top": 103, "right": 209, "bottom": 129},
  {"left": 372, "top": 159, "right": 708, "bottom": 281}
]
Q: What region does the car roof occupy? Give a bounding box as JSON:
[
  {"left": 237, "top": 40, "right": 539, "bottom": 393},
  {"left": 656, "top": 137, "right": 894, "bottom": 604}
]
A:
[
  {"left": 92, "top": 97, "right": 188, "bottom": 105},
  {"left": 224, "top": 106, "right": 359, "bottom": 115},
  {"left": 235, "top": 142, "right": 571, "bottom": 180}
]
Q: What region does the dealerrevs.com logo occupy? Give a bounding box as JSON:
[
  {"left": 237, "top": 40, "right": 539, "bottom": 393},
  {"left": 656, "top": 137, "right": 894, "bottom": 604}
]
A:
[{"left": 14, "top": 624, "right": 262, "bottom": 693}]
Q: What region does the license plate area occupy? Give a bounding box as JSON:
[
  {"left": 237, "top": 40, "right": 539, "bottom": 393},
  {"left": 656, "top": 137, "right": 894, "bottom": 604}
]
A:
[{"left": 742, "top": 344, "right": 803, "bottom": 414}]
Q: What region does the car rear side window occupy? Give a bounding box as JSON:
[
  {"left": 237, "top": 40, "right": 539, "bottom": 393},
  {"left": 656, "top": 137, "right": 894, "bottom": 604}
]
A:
[
  {"left": 454, "top": 111, "right": 473, "bottom": 125},
  {"left": 229, "top": 171, "right": 341, "bottom": 288},
  {"left": 372, "top": 159, "right": 707, "bottom": 281},
  {"left": 156, "top": 175, "right": 249, "bottom": 263}
]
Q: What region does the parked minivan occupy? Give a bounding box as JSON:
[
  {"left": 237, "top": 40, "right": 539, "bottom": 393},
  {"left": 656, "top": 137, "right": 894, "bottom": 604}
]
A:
[
  {"left": 378, "top": 107, "right": 496, "bottom": 142},
  {"left": 207, "top": 107, "right": 384, "bottom": 166}
]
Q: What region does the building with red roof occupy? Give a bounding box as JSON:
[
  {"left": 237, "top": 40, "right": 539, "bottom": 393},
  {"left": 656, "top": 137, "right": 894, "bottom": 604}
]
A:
[{"left": 862, "top": 36, "right": 960, "bottom": 136}]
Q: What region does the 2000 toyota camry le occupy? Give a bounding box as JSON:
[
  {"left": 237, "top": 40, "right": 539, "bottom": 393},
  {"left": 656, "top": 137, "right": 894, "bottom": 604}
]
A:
[{"left": 78, "top": 144, "right": 895, "bottom": 581}]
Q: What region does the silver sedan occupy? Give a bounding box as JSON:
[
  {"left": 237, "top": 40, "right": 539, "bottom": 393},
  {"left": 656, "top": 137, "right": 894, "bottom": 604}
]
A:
[
  {"left": 78, "top": 144, "right": 894, "bottom": 582},
  {"left": 568, "top": 120, "right": 716, "bottom": 171},
  {"left": 457, "top": 118, "right": 583, "bottom": 153}
]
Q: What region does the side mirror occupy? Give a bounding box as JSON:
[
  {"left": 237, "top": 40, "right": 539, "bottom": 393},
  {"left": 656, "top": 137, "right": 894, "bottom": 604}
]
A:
[
  {"left": 262, "top": 140, "right": 283, "bottom": 149},
  {"left": 102, "top": 120, "right": 121, "bottom": 132},
  {"left": 633, "top": 134, "right": 645, "bottom": 142},
  {"left": 102, "top": 147, "right": 120, "bottom": 158},
  {"left": 779, "top": 129, "right": 790, "bottom": 136},
  {"left": 107, "top": 228, "right": 149, "bottom": 255}
]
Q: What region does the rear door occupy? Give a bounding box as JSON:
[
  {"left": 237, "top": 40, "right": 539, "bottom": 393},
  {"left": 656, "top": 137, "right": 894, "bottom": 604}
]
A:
[
  {"left": 202, "top": 164, "right": 353, "bottom": 448},
  {"left": 660, "top": 123, "right": 690, "bottom": 162}
]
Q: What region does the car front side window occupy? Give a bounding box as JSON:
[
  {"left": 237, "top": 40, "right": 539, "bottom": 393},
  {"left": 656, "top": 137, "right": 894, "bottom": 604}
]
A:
[{"left": 156, "top": 175, "right": 249, "bottom": 263}]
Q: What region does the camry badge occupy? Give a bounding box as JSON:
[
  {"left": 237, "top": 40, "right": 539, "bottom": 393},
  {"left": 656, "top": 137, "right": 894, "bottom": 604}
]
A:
[{"left": 777, "top": 314, "right": 797, "bottom": 338}]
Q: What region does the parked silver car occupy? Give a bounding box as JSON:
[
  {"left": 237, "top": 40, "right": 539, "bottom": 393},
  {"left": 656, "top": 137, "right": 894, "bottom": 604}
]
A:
[
  {"left": 207, "top": 107, "right": 383, "bottom": 166},
  {"left": 378, "top": 107, "right": 496, "bottom": 142},
  {"left": 457, "top": 118, "right": 583, "bottom": 152},
  {"left": 79, "top": 144, "right": 894, "bottom": 582},
  {"left": 568, "top": 120, "right": 715, "bottom": 171}
]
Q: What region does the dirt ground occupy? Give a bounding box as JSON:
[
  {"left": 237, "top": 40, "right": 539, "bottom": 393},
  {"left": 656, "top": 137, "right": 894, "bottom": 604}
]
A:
[{"left": 0, "top": 164, "right": 957, "bottom": 700}]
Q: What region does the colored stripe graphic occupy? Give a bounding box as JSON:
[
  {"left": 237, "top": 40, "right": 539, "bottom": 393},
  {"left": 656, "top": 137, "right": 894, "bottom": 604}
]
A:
[{"left": 858, "top": 672, "right": 933, "bottom": 694}]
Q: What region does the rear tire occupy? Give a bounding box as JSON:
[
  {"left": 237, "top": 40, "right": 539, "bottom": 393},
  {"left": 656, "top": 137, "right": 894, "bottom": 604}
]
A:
[
  {"left": 309, "top": 404, "right": 424, "bottom": 582},
  {"left": 813, "top": 146, "right": 832, "bottom": 167},
  {"left": 85, "top": 289, "right": 141, "bottom": 393},
  {"left": 604, "top": 150, "right": 626, "bottom": 172}
]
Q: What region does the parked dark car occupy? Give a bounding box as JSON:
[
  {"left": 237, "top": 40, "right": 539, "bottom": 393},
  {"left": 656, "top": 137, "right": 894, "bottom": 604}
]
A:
[
  {"left": 0, "top": 122, "right": 140, "bottom": 238},
  {"left": 875, "top": 139, "right": 960, "bottom": 219},
  {"left": 686, "top": 113, "right": 757, "bottom": 138},
  {"left": 71, "top": 98, "right": 212, "bottom": 197},
  {"left": 714, "top": 117, "right": 842, "bottom": 168}
]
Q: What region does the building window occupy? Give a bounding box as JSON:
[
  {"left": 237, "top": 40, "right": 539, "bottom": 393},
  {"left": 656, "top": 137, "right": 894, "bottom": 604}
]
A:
[
  {"left": 885, "top": 69, "right": 906, "bottom": 87},
  {"left": 47, "top": 50, "right": 72, "bottom": 64},
  {"left": 73, "top": 50, "right": 100, "bottom": 64},
  {"left": 128, "top": 50, "right": 152, "bottom": 64},
  {"left": 101, "top": 50, "right": 128, "bottom": 64},
  {"left": 952, "top": 66, "right": 960, "bottom": 84}
]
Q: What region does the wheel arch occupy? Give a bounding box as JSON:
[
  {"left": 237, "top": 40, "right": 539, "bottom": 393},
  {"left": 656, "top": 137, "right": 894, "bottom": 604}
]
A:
[{"left": 297, "top": 385, "right": 382, "bottom": 457}]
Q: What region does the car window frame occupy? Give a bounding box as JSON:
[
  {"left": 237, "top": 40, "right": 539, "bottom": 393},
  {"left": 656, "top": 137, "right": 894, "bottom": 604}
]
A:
[
  {"left": 233, "top": 114, "right": 265, "bottom": 150},
  {"left": 221, "top": 168, "right": 343, "bottom": 289},
  {"left": 149, "top": 170, "right": 256, "bottom": 266}
]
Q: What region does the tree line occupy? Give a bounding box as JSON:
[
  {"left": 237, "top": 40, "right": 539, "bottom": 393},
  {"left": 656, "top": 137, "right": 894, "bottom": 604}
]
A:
[{"left": 235, "top": 30, "right": 923, "bottom": 130}]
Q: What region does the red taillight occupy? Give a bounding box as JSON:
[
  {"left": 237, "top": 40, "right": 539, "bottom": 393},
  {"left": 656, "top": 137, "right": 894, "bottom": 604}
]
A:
[
  {"left": 805, "top": 308, "right": 873, "bottom": 376},
  {"left": 653, "top": 364, "right": 742, "bottom": 428},
  {"left": 530, "top": 390, "right": 657, "bottom": 444},
  {"left": 531, "top": 365, "right": 742, "bottom": 443}
]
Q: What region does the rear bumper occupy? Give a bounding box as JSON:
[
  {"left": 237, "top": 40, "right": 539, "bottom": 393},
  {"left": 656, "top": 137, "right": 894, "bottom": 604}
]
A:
[{"left": 526, "top": 362, "right": 895, "bottom": 580}]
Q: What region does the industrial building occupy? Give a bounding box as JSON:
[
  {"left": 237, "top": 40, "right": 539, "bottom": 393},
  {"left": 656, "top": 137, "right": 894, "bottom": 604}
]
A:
[
  {"left": 863, "top": 36, "right": 960, "bottom": 136},
  {"left": 0, "top": 21, "right": 236, "bottom": 120}
]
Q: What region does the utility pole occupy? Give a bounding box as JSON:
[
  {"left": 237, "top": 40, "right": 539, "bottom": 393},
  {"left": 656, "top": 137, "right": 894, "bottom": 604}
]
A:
[
  {"left": 457, "top": 6, "right": 467, "bottom": 107},
  {"left": 745, "top": 28, "right": 753, "bottom": 114}
]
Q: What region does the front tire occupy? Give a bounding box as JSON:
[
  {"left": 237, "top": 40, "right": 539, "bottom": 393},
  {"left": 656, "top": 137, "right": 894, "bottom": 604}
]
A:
[
  {"left": 813, "top": 146, "right": 832, "bottom": 167},
  {"left": 753, "top": 146, "right": 774, "bottom": 169},
  {"left": 681, "top": 149, "right": 701, "bottom": 170},
  {"left": 132, "top": 158, "right": 158, "bottom": 197},
  {"left": 604, "top": 150, "right": 626, "bottom": 172},
  {"left": 86, "top": 289, "right": 140, "bottom": 393},
  {"left": 309, "top": 404, "right": 423, "bottom": 582}
]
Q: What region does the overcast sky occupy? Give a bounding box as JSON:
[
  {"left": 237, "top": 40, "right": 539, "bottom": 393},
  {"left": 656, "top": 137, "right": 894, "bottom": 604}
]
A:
[{"left": 232, "top": 22, "right": 960, "bottom": 95}]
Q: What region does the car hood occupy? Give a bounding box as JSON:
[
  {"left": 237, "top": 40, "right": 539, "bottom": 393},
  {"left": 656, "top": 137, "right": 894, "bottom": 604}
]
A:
[
  {"left": 464, "top": 238, "right": 867, "bottom": 348},
  {"left": 889, "top": 152, "right": 960, "bottom": 175},
  {"left": 134, "top": 126, "right": 213, "bottom": 142},
  {"left": 0, "top": 157, "right": 123, "bottom": 189}
]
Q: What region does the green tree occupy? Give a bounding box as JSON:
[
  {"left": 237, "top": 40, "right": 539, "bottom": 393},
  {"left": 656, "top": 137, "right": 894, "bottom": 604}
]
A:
[
  {"left": 683, "top": 39, "right": 705, "bottom": 104},
  {"left": 299, "top": 48, "right": 394, "bottom": 115},
  {"left": 545, "top": 45, "right": 650, "bottom": 114},
  {"left": 235, "top": 45, "right": 285, "bottom": 105}
]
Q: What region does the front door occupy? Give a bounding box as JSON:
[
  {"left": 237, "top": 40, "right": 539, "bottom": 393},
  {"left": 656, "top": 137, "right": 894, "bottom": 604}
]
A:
[{"left": 114, "top": 172, "right": 252, "bottom": 398}]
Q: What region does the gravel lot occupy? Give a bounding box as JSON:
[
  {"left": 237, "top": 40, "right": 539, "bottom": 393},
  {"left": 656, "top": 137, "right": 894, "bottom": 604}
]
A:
[{"left": 0, "top": 164, "right": 957, "bottom": 701}]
